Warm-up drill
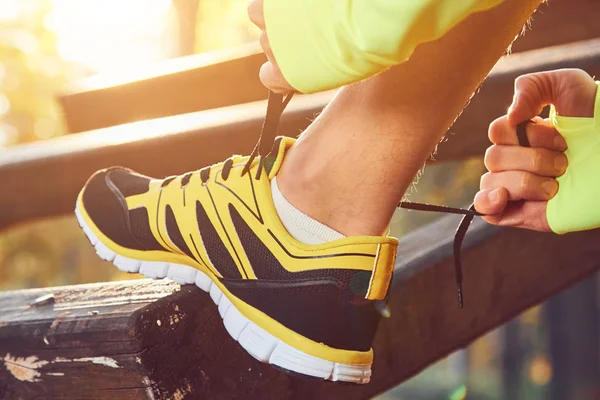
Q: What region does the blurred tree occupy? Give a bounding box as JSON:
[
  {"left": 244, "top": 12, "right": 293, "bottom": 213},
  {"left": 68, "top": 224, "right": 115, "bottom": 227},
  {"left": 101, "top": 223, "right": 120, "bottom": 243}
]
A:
[
  {"left": 545, "top": 276, "right": 600, "bottom": 400},
  {"left": 173, "top": 0, "right": 199, "bottom": 56},
  {"left": 501, "top": 320, "right": 524, "bottom": 400}
]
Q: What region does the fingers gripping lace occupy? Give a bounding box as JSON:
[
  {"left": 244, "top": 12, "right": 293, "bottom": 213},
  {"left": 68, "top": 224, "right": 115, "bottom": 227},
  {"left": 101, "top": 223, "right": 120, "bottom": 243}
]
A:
[
  {"left": 244, "top": 89, "right": 532, "bottom": 309},
  {"left": 400, "top": 120, "right": 531, "bottom": 308}
]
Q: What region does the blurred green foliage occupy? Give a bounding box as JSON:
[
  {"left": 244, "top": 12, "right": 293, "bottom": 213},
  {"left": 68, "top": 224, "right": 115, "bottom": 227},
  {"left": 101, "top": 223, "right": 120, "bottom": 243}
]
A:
[{"left": 0, "top": 0, "right": 111, "bottom": 290}]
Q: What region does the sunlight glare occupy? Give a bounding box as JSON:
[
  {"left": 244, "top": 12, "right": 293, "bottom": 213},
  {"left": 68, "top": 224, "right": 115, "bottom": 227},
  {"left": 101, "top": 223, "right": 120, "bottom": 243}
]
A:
[
  {"left": 46, "top": 0, "right": 173, "bottom": 73},
  {"left": 0, "top": 93, "right": 10, "bottom": 117},
  {"left": 0, "top": 0, "right": 22, "bottom": 22},
  {"left": 0, "top": 123, "right": 18, "bottom": 147}
]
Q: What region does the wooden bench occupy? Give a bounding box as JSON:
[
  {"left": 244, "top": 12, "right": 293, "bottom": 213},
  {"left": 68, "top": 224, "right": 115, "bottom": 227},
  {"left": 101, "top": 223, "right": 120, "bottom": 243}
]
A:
[{"left": 1, "top": 2, "right": 600, "bottom": 398}]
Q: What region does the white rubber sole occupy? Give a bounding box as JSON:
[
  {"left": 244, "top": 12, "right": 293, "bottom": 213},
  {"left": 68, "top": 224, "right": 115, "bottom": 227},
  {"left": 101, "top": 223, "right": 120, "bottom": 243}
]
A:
[{"left": 75, "top": 206, "right": 371, "bottom": 384}]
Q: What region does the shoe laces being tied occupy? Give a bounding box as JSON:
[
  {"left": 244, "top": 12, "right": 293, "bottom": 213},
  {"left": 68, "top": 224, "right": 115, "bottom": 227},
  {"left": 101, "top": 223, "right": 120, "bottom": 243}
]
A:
[
  {"left": 249, "top": 90, "right": 532, "bottom": 309},
  {"left": 159, "top": 92, "right": 294, "bottom": 190}
]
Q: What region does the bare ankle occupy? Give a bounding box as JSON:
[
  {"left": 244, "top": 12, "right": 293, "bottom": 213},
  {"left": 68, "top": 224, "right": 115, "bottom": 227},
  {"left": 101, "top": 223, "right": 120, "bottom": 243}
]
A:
[{"left": 276, "top": 137, "right": 396, "bottom": 237}]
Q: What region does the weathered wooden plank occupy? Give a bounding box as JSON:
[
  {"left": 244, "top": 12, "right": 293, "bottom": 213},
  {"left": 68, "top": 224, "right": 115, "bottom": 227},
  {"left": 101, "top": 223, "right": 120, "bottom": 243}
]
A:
[
  {"left": 1, "top": 214, "right": 599, "bottom": 398},
  {"left": 361, "top": 218, "right": 600, "bottom": 398},
  {"left": 59, "top": 0, "right": 600, "bottom": 133},
  {"left": 2, "top": 39, "right": 600, "bottom": 231},
  {"left": 0, "top": 280, "right": 179, "bottom": 399}
]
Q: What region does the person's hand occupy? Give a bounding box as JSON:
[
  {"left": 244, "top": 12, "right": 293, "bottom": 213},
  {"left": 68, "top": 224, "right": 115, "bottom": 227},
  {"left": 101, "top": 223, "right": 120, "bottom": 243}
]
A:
[
  {"left": 474, "top": 69, "right": 597, "bottom": 231},
  {"left": 248, "top": 0, "right": 295, "bottom": 94}
]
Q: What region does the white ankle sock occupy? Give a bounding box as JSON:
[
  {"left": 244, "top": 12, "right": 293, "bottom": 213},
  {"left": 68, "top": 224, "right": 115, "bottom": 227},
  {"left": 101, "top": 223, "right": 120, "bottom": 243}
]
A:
[{"left": 271, "top": 177, "right": 345, "bottom": 245}]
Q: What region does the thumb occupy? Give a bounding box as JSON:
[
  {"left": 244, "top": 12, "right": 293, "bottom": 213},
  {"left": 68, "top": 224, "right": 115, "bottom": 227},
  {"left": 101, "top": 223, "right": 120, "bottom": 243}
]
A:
[
  {"left": 259, "top": 61, "right": 295, "bottom": 94},
  {"left": 507, "top": 69, "right": 596, "bottom": 125},
  {"left": 507, "top": 71, "right": 555, "bottom": 125}
]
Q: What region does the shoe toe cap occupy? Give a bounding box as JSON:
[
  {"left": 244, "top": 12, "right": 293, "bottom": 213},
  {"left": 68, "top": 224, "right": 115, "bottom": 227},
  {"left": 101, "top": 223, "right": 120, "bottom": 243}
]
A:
[{"left": 80, "top": 167, "right": 152, "bottom": 249}]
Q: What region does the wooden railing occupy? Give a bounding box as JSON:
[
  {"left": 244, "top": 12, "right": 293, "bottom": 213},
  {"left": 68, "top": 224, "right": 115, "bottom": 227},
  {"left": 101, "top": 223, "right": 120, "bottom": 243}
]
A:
[
  {"left": 1, "top": 1, "right": 600, "bottom": 398},
  {"left": 58, "top": 0, "right": 600, "bottom": 134},
  {"left": 2, "top": 217, "right": 599, "bottom": 399},
  {"left": 2, "top": 38, "right": 600, "bottom": 232}
]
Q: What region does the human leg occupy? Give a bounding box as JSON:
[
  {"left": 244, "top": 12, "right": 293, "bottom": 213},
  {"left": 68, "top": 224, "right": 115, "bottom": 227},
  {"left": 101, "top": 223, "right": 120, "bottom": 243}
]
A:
[{"left": 277, "top": 0, "right": 543, "bottom": 237}]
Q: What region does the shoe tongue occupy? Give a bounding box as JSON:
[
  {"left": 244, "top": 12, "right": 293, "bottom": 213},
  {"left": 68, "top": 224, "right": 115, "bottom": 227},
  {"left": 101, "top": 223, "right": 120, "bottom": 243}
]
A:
[{"left": 266, "top": 136, "right": 296, "bottom": 180}]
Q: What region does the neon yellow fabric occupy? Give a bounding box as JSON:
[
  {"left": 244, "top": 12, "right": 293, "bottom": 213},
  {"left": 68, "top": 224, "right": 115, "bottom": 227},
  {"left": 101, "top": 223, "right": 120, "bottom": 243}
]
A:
[
  {"left": 263, "top": 0, "right": 503, "bottom": 93},
  {"left": 547, "top": 82, "right": 600, "bottom": 234}
]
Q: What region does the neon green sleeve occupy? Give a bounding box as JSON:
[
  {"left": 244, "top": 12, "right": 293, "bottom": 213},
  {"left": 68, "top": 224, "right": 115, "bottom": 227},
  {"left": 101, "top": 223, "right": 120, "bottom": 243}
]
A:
[
  {"left": 263, "top": 0, "right": 503, "bottom": 94},
  {"left": 547, "top": 82, "right": 600, "bottom": 234}
]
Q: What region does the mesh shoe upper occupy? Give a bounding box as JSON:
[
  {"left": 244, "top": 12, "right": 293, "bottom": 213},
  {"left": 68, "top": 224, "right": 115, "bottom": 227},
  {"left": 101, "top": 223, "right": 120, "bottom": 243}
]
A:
[
  {"left": 82, "top": 168, "right": 164, "bottom": 251},
  {"left": 78, "top": 136, "right": 398, "bottom": 352}
]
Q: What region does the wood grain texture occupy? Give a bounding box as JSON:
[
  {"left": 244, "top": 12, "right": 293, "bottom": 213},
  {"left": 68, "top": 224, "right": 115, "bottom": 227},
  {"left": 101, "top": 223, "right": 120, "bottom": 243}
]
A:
[
  {"left": 59, "top": 0, "right": 600, "bottom": 133},
  {"left": 2, "top": 39, "right": 600, "bottom": 230},
  {"left": 1, "top": 215, "right": 599, "bottom": 398},
  {"left": 0, "top": 280, "right": 178, "bottom": 399}
]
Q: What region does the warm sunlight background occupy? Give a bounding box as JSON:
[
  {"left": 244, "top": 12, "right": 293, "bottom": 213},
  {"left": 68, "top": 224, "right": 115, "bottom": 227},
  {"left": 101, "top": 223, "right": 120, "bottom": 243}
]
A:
[
  {"left": 0, "top": 0, "right": 257, "bottom": 146},
  {"left": 46, "top": 0, "right": 257, "bottom": 74}
]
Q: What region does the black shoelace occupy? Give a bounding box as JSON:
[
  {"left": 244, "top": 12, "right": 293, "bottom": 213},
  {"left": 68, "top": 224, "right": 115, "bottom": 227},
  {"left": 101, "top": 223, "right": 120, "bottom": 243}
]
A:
[
  {"left": 214, "top": 91, "right": 531, "bottom": 309},
  {"left": 159, "top": 92, "right": 295, "bottom": 191}
]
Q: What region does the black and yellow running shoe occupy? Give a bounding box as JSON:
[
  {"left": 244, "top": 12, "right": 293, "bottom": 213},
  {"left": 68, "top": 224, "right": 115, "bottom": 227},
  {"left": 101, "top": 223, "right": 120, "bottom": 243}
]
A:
[{"left": 75, "top": 127, "right": 398, "bottom": 383}]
